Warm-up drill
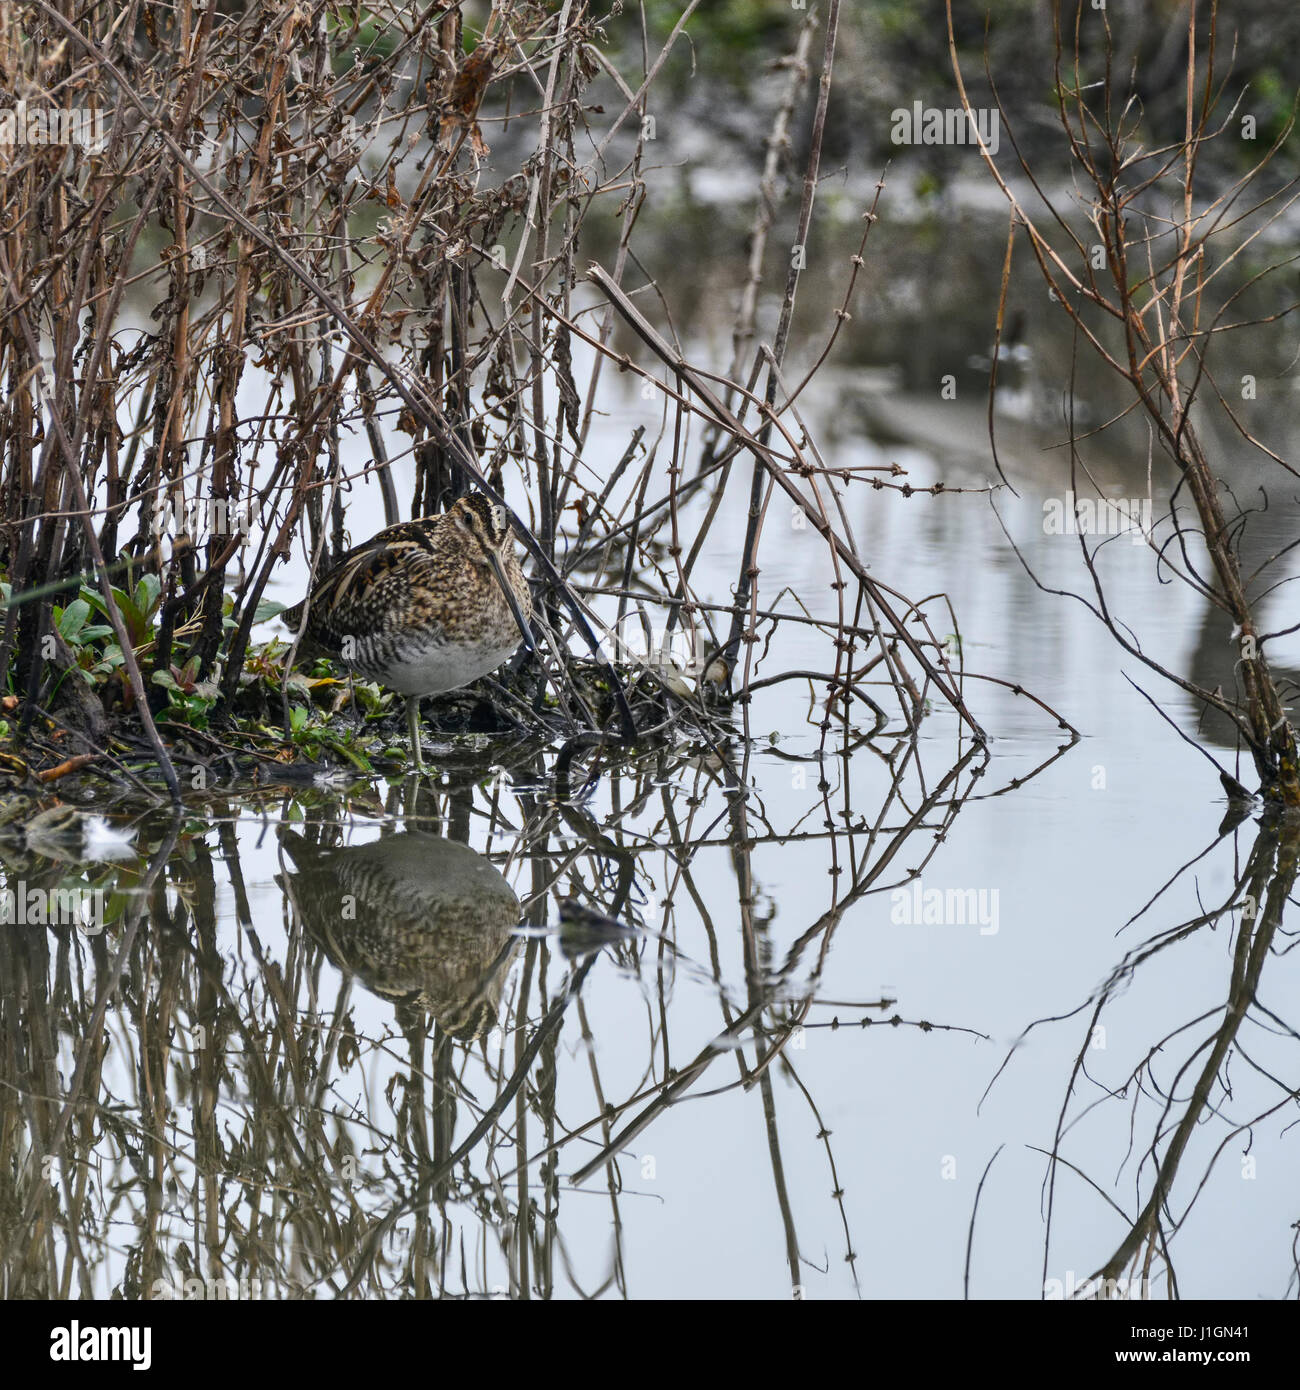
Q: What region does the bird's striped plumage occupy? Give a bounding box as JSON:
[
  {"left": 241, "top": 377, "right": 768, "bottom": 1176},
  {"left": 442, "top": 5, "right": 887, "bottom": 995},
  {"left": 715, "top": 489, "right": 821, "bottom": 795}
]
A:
[{"left": 283, "top": 494, "right": 532, "bottom": 766}]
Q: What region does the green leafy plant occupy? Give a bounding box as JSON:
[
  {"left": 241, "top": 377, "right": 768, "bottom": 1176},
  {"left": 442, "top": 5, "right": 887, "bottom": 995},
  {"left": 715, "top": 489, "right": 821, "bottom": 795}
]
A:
[
  {"left": 152, "top": 657, "right": 220, "bottom": 728},
  {"left": 81, "top": 573, "right": 163, "bottom": 649},
  {"left": 51, "top": 596, "right": 118, "bottom": 683}
]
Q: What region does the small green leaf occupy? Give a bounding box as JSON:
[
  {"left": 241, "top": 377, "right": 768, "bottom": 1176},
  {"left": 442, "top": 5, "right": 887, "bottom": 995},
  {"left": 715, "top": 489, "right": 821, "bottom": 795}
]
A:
[
  {"left": 79, "top": 583, "right": 110, "bottom": 615},
  {"left": 254, "top": 598, "right": 287, "bottom": 624},
  {"left": 135, "top": 573, "right": 162, "bottom": 616},
  {"left": 57, "top": 599, "right": 91, "bottom": 640}
]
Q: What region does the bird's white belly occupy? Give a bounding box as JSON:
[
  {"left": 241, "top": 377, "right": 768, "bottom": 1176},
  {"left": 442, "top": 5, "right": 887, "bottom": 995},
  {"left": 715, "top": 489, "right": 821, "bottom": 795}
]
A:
[{"left": 378, "top": 638, "right": 519, "bottom": 696}]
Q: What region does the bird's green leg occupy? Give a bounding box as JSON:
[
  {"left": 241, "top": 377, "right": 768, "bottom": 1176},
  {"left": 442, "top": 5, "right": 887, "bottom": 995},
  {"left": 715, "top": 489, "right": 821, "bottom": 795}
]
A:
[{"left": 407, "top": 696, "right": 425, "bottom": 771}]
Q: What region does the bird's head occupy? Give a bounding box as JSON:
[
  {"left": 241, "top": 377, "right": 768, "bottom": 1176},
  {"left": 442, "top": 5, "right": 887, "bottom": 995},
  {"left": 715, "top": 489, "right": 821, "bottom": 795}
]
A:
[
  {"left": 449, "top": 493, "right": 533, "bottom": 648},
  {"left": 451, "top": 493, "right": 513, "bottom": 557}
]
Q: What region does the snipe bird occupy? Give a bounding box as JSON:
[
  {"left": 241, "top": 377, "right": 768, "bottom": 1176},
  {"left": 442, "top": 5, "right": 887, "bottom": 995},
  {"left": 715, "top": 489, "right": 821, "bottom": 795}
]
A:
[{"left": 282, "top": 494, "right": 532, "bottom": 768}]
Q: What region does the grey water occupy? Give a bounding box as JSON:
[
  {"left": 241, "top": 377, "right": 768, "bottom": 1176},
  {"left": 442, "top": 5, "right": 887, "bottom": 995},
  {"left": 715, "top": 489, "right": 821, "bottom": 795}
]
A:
[{"left": 4, "top": 198, "right": 1299, "bottom": 1302}]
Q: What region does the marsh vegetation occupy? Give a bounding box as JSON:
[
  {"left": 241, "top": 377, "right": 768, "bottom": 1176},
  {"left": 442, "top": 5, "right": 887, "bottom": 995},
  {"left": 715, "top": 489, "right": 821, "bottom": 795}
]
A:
[{"left": 1, "top": 0, "right": 1298, "bottom": 1303}]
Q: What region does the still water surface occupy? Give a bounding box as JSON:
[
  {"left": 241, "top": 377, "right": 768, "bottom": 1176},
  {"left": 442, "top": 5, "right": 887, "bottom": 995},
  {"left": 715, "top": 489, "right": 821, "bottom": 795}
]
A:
[{"left": 3, "top": 228, "right": 1298, "bottom": 1301}]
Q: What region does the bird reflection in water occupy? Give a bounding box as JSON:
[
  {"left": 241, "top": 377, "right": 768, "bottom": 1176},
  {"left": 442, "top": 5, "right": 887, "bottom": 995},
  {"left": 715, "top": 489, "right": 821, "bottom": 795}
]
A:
[{"left": 278, "top": 830, "right": 520, "bottom": 1040}]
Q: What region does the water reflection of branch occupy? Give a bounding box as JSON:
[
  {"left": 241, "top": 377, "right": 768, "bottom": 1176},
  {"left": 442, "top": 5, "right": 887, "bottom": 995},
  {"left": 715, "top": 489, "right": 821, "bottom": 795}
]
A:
[
  {"left": 339, "top": 955, "right": 600, "bottom": 1295},
  {"left": 982, "top": 815, "right": 1300, "bottom": 1299},
  {"left": 1, "top": 812, "right": 180, "bottom": 1292},
  {"left": 1, "top": 698, "right": 1067, "bottom": 1298},
  {"left": 1084, "top": 821, "right": 1298, "bottom": 1295},
  {"left": 565, "top": 732, "right": 998, "bottom": 1304}
]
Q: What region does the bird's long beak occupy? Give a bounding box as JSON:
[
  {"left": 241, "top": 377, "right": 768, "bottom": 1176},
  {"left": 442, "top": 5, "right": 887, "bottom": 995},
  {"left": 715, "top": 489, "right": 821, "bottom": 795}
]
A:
[{"left": 487, "top": 549, "right": 534, "bottom": 653}]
